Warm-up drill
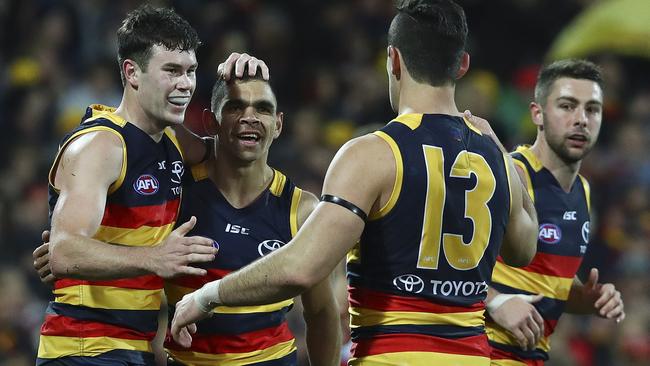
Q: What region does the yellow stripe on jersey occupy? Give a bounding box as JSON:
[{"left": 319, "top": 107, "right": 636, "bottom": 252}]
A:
[
  {"left": 191, "top": 161, "right": 209, "bottom": 181},
  {"left": 578, "top": 174, "right": 591, "bottom": 213},
  {"left": 38, "top": 335, "right": 151, "bottom": 358},
  {"left": 491, "top": 359, "right": 532, "bottom": 366},
  {"left": 54, "top": 285, "right": 162, "bottom": 311},
  {"left": 462, "top": 115, "right": 483, "bottom": 135},
  {"left": 347, "top": 242, "right": 361, "bottom": 264},
  {"left": 164, "top": 127, "right": 184, "bottom": 161},
  {"left": 492, "top": 262, "right": 573, "bottom": 300},
  {"left": 512, "top": 158, "right": 535, "bottom": 203},
  {"left": 269, "top": 169, "right": 287, "bottom": 197},
  {"left": 369, "top": 131, "right": 403, "bottom": 220},
  {"left": 289, "top": 187, "right": 302, "bottom": 237},
  {"left": 165, "top": 283, "right": 292, "bottom": 313},
  {"left": 94, "top": 222, "right": 175, "bottom": 246},
  {"left": 487, "top": 324, "right": 551, "bottom": 352},
  {"left": 393, "top": 113, "right": 423, "bottom": 130},
  {"left": 85, "top": 104, "right": 128, "bottom": 128},
  {"left": 168, "top": 339, "right": 296, "bottom": 366},
  {"left": 349, "top": 307, "right": 485, "bottom": 328},
  {"left": 48, "top": 126, "right": 128, "bottom": 195},
  {"left": 350, "top": 351, "right": 490, "bottom": 366},
  {"left": 515, "top": 146, "right": 543, "bottom": 172}
]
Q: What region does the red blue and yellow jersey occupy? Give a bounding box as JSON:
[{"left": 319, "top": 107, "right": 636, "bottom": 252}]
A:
[
  {"left": 37, "top": 105, "right": 184, "bottom": 364},
  {"left": 487, "top": 146, "right": 591, "bottom": 363},
  {"left": 164, "top": 163, "right": 302, "bottom": 365},
  {"left": 347, "top": 114, "right": 512, "bottom": 365}
]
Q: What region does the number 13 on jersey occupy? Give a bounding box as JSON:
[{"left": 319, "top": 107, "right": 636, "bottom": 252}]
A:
[{"left": 417, "top": 146, "right": 496, "bottom": 271}]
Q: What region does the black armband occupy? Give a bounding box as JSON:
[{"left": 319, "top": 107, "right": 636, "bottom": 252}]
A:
[{"left": 320, "top": 194, "right": 368, "bottom": 222}]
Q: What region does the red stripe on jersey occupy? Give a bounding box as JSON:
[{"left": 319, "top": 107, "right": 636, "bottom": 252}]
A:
[
  {"left": 167, "top": 268, "right": 232, "bottom": 289},
  {"left": 490, "top": 347, "right": 544, "bottom": 366},
  {"left": 544, "top": 319, "right": 558, "bottom": 337},
  {"left": 54, "top": 274, "right": 163, "bottom": 290},
  {"left": 497, "top": 253, "right": 582, "bottom": 278},
  {"left": 101, "top": 198, "right": 180, "bottom": 229},
  {"left": 352, "top": 333, "right": 490, "bottom": 358},
  {"left": 165, "top": 321, "right": 293, "bottom": 354},
  {"left": 40, "top": 314, "right": 155, "bottom": 340},
  {"left": 348, "top": 285, "right": 485, "bottom": 313}
]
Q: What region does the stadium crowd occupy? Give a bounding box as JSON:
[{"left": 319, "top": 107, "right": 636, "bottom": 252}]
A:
[{"left": 0, "top": 0, "right": 648, "bottom": 365}]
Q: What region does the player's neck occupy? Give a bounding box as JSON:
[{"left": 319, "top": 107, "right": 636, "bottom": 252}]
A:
[
  {"left": 210, "top": 154, "right": 273, "bottom": 208},
  {"left": 530, "top": 140, "right": 581, "bottom": 192},
  {"left": 397, "top": 81, "right": 459, "bottom": 116},
  {"left": 114, "top": 94, "right": 165, "bottom": 142}
]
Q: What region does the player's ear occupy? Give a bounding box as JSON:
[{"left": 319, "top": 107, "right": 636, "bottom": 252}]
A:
[
  {"left": 387, "top": 46, "right": 401, "bottom": 81},
  {"left": 123, "top": 59, "right": 139, "bottom": 89},
  {"left": 456, "top": 52, "right": 470, "bottom": 79},
  {"left": 202, "top": 109, "right": 219, "bottom": 136},
  {"left": 273, "top": 112, "right": 283, "bottom": 139},
  {"left": 530, "top": 102, "right": 544, "bottom": 130}
]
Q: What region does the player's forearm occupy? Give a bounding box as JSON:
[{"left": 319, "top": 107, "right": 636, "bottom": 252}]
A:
[
  {"left": 304, "top": 307, "right": 341, "bottom": 366},
  {"left": 50, "top": 232, "right": 150, "bottom": 280},
  {"left": 172, "top": 125, "right": 212, "bottom": 165}
]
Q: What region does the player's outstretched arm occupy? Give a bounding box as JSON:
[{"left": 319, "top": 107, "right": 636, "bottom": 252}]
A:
[
  {"left": 49, "top": 131, "right": 217, "bottom": 280},
  {"left": 566, "top": 268, "right": 625, "bottom": 322},
  {"left": 297, "top": 191, "right": 341, "bottom": 366},
  {"left": 170, "top": 134, "right": 391, "bottom": 347}
]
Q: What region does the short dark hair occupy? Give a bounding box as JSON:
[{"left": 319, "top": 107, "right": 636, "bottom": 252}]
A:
[
  {"left": 117, "top": 5, "right": 201, "bottom": 84},
  {"left": 211, "top": 66, "right": 274, "bottom": 112},
  {"left": 534, "top": 59, "right": 603, "bottom": 105},
  {"left": 387, "top": 0, "right": 468, "bottom": 86}
]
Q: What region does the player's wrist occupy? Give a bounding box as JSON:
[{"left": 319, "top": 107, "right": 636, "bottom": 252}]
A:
[
  {"left": 486, "top": 293, "right": 536, "bottom": 313},
  {"left": 195, "top": 279, "right": 222, "bottom": 312}
]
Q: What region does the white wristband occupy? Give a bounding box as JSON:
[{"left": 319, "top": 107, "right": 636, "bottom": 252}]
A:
[
  {"left": 195, "top": 279, "right": 222, "bottom": 313},
  {"left": 486, "top": 294, "right": 537, "bottom": 313}
]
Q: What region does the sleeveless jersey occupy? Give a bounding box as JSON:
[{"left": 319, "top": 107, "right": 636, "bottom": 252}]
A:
[
  {"left": 487, "top": 146, "right": 591, "bottom": 362},
  {"left": 164, "top": 163, "right": 302, "bottom": 365},
  {"left": 348, "top": 114, "right": 512, "bottom": 365},
  {"left": 37, "top": 104, "right": 184, "bottom": 364}
]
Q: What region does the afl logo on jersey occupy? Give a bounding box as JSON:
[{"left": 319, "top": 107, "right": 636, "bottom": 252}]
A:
[
  {"left": 133, "top": 174, "right": 159, "bottom": 195},
  {"left": 393, "top": 274, "right": 425, "bottom": 294},
  {"left": 582, "top": 221, "right": 590, "bottom": 244},
  {"left": 258, "top": 240, "right": 285, "bottom": 256},
  {"left": 539, "top": 223, "right": 561, "bottom": 244}
]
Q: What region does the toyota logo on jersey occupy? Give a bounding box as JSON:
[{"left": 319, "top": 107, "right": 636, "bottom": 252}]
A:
[
  {"left": 393, "top": 274, "right": 425, "bottom": 293},
  {"left": 539, "top": 223, "right": 562, "bottom": 244},
  {"left": 258, "top": 240, "right": 285, "bottom": 256},
  {"left": 133, "top": 174, "right": 159, "bottom": 195}
]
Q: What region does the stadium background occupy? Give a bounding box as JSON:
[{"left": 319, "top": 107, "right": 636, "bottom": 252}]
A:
[{"left": 0, "top": 0, "right": 649, "bottom": 365}]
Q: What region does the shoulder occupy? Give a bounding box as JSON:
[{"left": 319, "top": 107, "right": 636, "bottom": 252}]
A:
[
  {"left": 331, "top": 133, "right": 394, "bottom": 170},
  {"left": 63, "top": 129, "right": 124, "bottom": 162},
  {"left": 296, "top": 190, "right": 318, "bottom": 229}
]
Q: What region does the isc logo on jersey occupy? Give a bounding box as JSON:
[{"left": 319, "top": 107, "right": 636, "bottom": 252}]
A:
[
  {"left": 539, "top": 223, "right": 561, "bottom": 244},
  {"left": 133, "top": 174, "right": 159, "bottom": 195}
]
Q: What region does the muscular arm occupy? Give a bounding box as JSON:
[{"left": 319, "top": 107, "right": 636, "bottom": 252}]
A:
[
  {"left": 297, "top": 191, "right": 341, "bottom": 366},
  {"left": 49, "top": 131, "right": 216, "bottom": 280},
  {"left": 499, "top": 161, "right": 538, "bottom": 267},
  {"left": 170, "top": 134, "right": 392, "bottom": 347},
  {"left": 49, "top": 131, "right": 152, "bottom": 279}
]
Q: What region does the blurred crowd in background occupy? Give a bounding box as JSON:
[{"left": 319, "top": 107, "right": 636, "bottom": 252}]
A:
[{"left": 1, "top": 0, "right": 649, "bottom": 365}]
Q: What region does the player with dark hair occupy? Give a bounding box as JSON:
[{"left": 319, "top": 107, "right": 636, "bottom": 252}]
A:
[
  {"left": 162, "top": 57, "right": 340, "bottom": 366},
  {"left": 34, "top": 5, "right": 221, "bottom": 365},
  {"left": 486, "top": 59, "right": 625, "bottom": 365},
  {"left": 171, "top": 1, "right": 538, "bottom": 365}
]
